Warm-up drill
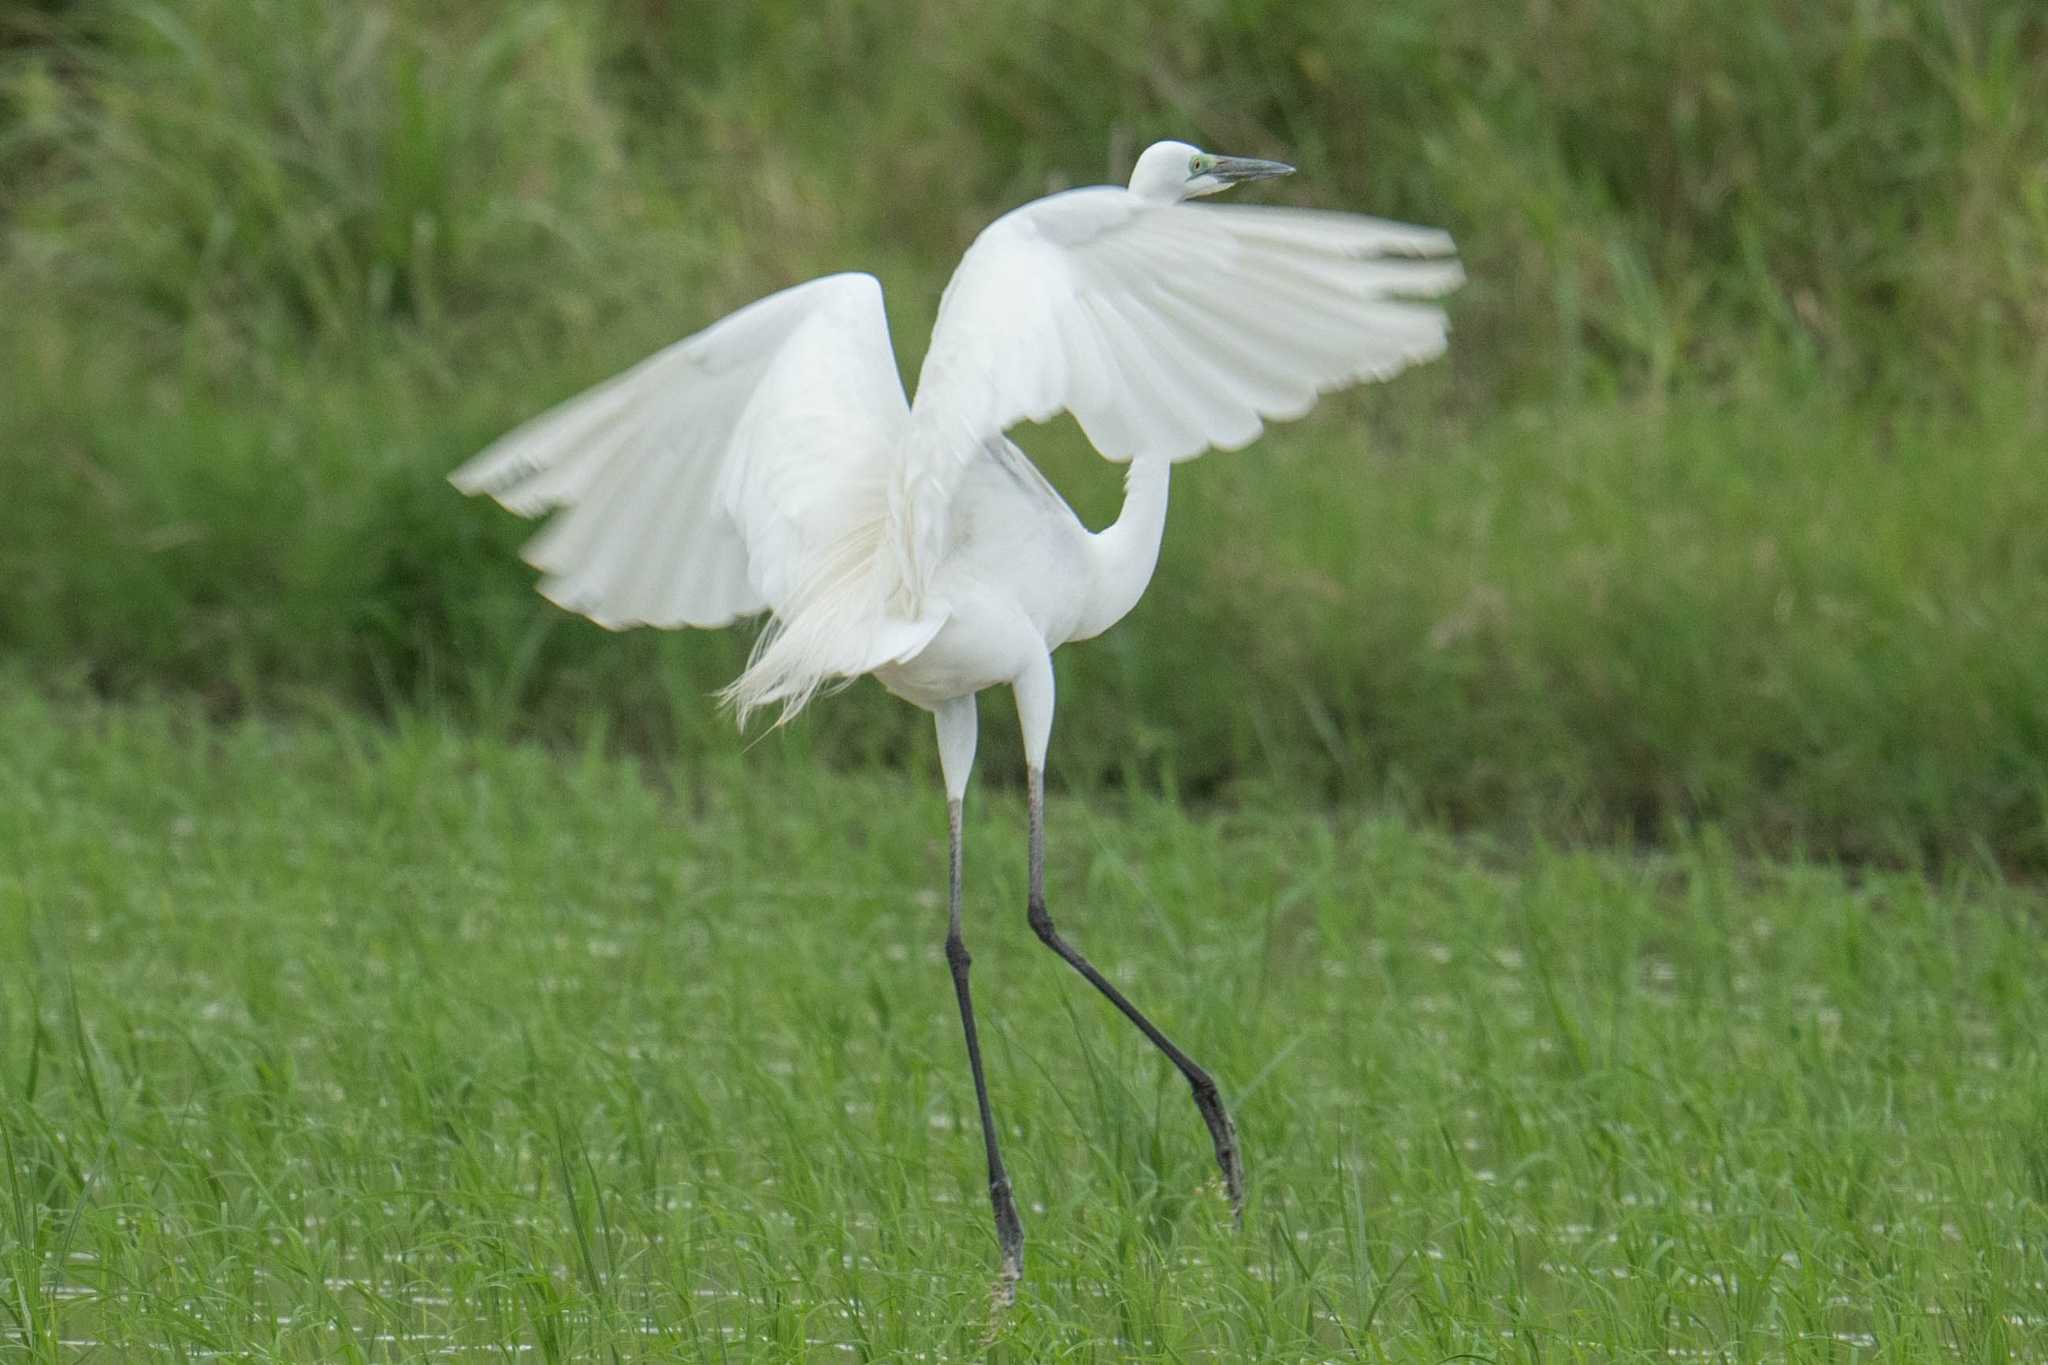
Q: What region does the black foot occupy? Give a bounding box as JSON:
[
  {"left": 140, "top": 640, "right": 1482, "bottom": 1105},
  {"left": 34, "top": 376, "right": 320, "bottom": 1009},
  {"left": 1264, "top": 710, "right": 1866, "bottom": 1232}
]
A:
[
  {"left": 1191, "top": 1076, "right": 1244, "bottom": 1221},
  {"left": 989, "top": 1176, "right": 1024, "bottom": 1305}
]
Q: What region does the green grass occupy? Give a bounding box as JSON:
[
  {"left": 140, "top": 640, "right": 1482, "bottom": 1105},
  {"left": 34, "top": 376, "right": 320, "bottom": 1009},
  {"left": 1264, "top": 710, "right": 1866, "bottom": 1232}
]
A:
[
  {"left": 4, "top": 6, "right": 2045, "bottom": 1357},
  {"left": 3, "top": 683, "right": 2044, "bottom": 1360},
  {"left": 2, "top": 0, "right": 2046, "bottom": 865}
]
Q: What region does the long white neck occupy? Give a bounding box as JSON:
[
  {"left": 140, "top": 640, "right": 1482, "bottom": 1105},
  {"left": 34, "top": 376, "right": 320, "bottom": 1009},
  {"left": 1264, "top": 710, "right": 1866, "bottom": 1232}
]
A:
[{"left": 1074, "top": 454, "right": 1171, "bottom": 641}]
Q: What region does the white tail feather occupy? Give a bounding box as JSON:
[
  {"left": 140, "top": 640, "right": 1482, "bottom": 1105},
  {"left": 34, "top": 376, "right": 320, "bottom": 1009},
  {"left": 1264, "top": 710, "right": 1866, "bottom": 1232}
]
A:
[{"left": 721, "top": 509, "right": 943, "bottom": 727}]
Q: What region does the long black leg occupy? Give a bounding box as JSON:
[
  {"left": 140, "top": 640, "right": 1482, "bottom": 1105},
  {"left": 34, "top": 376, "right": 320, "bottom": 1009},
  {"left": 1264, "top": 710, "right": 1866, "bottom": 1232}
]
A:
[
  {"left": 944, "top": 796, "right": 1025, "bottom": 1299},
  {"left": 1023, "top": 767, "right": 1244, "bottom": 1216}
]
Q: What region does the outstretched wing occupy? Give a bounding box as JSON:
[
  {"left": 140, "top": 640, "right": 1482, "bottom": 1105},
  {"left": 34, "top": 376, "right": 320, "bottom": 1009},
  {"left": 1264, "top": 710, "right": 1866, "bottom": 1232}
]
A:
[
  {"left": 895, "top": 191, "right": 1461, "bottom": 597},
  {"left": 452, "top": 272, "right": 909, "bottom": 631}
]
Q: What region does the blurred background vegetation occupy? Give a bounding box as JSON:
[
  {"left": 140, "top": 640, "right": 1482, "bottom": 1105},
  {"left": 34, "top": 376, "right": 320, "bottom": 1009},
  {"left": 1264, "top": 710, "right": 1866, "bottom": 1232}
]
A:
[{"left": 2, "top": 0, "right": 2043, "bottom": 865}]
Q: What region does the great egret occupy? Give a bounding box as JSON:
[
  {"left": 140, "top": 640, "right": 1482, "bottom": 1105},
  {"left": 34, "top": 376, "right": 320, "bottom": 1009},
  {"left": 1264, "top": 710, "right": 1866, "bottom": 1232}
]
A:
[{"left": 453, "top": 139, "right": 1460, "bottom": 1297}]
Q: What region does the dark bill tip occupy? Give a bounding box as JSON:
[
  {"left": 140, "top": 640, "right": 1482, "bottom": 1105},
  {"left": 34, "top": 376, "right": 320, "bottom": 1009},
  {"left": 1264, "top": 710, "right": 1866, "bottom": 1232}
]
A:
[{"left": 1208, "top": 155, "right": 1296, "bottom": 183}]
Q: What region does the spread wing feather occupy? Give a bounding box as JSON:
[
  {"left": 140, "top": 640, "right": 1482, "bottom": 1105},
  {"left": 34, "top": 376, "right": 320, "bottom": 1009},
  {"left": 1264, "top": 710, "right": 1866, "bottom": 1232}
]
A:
[
  {"left": 451, "top": 272, "right": 910, "bottom": 635},
  {"left": 896, "top": 192, "right": 1461, "bottom": 600}
]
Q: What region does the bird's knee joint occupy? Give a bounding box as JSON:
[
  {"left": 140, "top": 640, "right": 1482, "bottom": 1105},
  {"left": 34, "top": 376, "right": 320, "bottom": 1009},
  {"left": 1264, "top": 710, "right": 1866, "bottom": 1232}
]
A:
[
  {"left": 945, "top": 934, "right": 972, "bottom": 971},
  {"left": 1026, "top": 898, "right": 1056, "bottom": 944}
]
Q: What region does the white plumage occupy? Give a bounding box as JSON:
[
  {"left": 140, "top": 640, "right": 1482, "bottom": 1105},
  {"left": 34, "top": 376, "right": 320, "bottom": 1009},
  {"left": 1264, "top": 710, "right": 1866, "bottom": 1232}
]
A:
[
  {"left": 453, "top": 273, "right": 898, "bottom": 629},
  {"left": 454, "top": 141, "right": 1460, "bottom": 724},
  {"left": 452, "top": 138, "right": 1462, "bottom": 1296}
]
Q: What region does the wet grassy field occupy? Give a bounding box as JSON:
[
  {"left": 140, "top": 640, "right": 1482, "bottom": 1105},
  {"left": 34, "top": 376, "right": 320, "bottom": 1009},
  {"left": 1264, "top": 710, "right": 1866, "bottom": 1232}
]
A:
[{"left": 4, "top": 685, "right": 2042, "bottom": 1361}]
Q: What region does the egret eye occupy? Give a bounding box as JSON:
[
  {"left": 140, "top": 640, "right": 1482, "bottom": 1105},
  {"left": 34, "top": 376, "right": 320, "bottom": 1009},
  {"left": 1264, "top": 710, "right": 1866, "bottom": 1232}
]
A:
[{"left": 1188, "top": 155, "right": 1203, "bottom": 175}]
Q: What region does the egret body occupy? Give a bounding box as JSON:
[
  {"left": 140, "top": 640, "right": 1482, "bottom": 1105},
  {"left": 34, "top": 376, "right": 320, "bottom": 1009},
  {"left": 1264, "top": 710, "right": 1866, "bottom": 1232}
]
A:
[{"left": 453, "top": 139, "right": 1461, "bottom": 1298}]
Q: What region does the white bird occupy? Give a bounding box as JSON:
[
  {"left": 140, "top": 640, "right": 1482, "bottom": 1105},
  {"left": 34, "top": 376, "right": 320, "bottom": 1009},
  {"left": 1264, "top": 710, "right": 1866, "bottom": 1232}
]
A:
[{"left": 452, "top": 139, "right": 1461, "bottom": 1298}]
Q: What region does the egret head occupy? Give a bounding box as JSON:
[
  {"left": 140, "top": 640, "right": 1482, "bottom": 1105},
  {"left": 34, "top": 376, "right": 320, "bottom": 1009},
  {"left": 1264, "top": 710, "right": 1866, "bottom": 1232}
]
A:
[{"left": 1127, "top": 140, "right": 1295, "bottom": 204}]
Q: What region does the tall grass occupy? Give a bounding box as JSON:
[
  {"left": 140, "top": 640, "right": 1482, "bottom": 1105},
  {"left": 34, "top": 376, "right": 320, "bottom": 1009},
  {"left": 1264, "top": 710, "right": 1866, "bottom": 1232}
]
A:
[
  {"left": 3, "top": 682, "right": 2044, "bottom": 1359},
  {"left": 2, "top": 0, "right": 2044, "bottom": 862}
]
